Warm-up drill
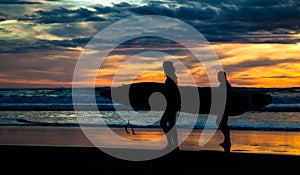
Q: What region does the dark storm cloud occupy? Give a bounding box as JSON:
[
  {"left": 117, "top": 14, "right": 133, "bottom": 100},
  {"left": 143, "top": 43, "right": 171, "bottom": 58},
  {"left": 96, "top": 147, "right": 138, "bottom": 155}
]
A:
[
  {"left": 123, "top": 0, "right": 300, "bottom": 43},
  {"left": 11, "top": 0, "right": 300, "bottom": 43},
  {"left": 107, "top": 36, "right": 190, "bottom": 57},
  {"left": 112, "top": 2, "right": 132, "bottom": 8},
  {"left": 93, "top": 5, "right": 121, "bottom": 14},
  {"left": 16, "top": 6, "right": 108, "bottom": 23},
  {"left": 85, "top": 16, "right": 106, "bottom": 22},
  {"left": 30, "top": 7, "right": 97, "bottom": 24},
  {"left": 0, "top": 0, "right": 41, "bottom": 4},
  {"left": 17, "top": 4, "right": 124, "bottom": 24},
  {"left": 3, "top": 0, "right": 300, "bottom": 53},
  {"left": 48, "top": 37, "right": 92, "bottom": 47},
  {"left": 0, "top": 37, "right": 92, "bottom": 53}
]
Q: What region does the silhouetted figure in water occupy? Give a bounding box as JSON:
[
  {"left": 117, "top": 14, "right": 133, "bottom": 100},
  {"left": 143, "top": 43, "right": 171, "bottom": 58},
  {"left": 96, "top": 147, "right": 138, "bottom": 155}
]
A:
[
  {"left": 217, "top": 71, "right": 232, "bottom": 153},
  {"left": 160, "top": 61, "right": 180, "bottom": 151}
]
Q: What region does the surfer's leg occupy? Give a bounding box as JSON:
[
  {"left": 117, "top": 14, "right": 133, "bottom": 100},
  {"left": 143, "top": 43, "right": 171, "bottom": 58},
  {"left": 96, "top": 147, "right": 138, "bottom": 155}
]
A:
[
  {"left": 161, "top": 108, "right": 179, "bottom": 149},
  {"left": 160, "top": 110, "right": 173, "bottom": 147},
  {"left": 169, "top": 126, "right": 178, "bottom": 149},
  {"left": 218, "top": 115, "right": 231, "bottom": 152},
  {"left": 168, "top": 111, "right": 179, "bottom": 150},
  {"left": 160, "top": 112, "right": 169, "bottom": 133},
  {"left": 220, "top": 115, "right": 230, "bottom": 143}
]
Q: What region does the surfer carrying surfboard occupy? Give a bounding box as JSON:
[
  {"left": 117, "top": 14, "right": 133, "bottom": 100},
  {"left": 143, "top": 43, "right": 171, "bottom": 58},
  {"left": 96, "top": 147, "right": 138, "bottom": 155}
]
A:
[
  {"left": 160, "top": 61, "right": 181, "bottom": 151},
  {"left": 217, "top": 71, "right": 232, "bottom": 152}
]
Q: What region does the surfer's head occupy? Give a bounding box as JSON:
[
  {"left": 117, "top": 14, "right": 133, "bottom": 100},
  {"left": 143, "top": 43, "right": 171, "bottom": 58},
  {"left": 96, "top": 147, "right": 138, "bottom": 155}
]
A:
[
  {"left": 218, "top": 71, "right": 227, "bottom": 83},
  {"left": 163, "top": 61, "right": 175, "bottom": 75}
]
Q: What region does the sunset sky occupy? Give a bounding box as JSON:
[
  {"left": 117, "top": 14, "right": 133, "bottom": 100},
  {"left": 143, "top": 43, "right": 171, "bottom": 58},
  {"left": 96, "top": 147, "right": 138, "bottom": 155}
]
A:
[{"left": 0, "top": 0, "right": 300, "bottom": 88}]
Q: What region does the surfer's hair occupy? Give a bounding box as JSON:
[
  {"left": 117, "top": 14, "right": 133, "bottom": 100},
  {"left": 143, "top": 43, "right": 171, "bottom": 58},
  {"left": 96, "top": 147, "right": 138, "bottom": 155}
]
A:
[{"left": 163, "top": 61, "right": 175, "bottom": 75}]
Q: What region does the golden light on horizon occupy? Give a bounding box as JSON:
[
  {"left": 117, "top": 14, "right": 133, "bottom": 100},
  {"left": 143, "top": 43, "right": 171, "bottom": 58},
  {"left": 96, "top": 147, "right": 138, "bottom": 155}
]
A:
[
  {"left": 0, "top": 77, "right": 72, "bottom": 87},
  {"left": 1, "top": 41, "right": 299, "bottom": 88},
  {"left": 132, "top": 71, "right": 165, "bottom": 84},
  {"left": 93, "top": 42, "right": 300, "bottom": 88},
  {"left": 213, "top": 43, "right": 300, "bottom": 88}
]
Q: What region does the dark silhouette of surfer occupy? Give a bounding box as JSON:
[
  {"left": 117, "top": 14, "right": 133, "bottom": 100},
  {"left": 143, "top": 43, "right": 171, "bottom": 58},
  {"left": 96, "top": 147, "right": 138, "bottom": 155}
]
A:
[
  {"left": 160, "top": 61, "right": 180, "bottom": 151},
  {"left": 125, "top": 119, "right": 135, "bottom": 135},
  {"left": 217, "top": 71, "right": 232, "bottom": 152}
]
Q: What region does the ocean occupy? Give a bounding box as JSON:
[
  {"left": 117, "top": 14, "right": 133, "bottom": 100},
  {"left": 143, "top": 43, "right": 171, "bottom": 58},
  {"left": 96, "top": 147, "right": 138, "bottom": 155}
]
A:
[{"left": 0, "top": 87, "right": 300, "bottom": 131}]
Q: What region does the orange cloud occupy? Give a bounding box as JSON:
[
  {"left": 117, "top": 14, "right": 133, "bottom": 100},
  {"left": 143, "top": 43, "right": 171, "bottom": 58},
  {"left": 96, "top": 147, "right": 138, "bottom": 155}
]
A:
[
  {"left": 212, "top": 43, "right": 300, "bottom": 88},
  {"left": 1, "top": 42, "right": 299, "bottom": 88},
  {"left": 132, "top": 71, "right": 165, "bottom": 84}
]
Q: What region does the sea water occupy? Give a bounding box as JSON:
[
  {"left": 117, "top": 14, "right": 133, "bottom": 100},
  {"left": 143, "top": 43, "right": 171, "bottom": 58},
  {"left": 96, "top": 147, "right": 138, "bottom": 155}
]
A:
[{"left": 0, "top": 87, "right": 300, "bottom": 131}]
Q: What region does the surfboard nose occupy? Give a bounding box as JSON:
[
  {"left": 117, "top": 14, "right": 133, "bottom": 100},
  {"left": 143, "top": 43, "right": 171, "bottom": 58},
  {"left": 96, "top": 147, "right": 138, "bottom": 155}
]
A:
[{"left": 251, "top": 92, "right": 272, "bottom": 108}]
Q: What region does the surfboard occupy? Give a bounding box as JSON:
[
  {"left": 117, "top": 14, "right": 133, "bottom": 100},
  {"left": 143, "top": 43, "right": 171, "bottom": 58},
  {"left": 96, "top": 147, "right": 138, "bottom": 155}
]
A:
[{"left": 100, "top": 82, "right": 272, "bottom": 116}]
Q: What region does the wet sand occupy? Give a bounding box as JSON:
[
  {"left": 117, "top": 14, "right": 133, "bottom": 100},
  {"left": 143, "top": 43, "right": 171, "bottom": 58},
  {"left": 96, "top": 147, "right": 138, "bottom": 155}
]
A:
[
  {"left": 0, "top": 125, "right": 299, "bottom": 173},
  {"left": 1, "top": 125, "right": 300, "bottom": 155}
]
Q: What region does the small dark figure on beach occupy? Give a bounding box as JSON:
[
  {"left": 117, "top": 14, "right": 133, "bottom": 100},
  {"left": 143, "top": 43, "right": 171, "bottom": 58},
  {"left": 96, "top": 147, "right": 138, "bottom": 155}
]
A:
[
  {"left": 125, "top": 119, "right": 135, "bottom": 135},
  {"left": 217, "top": 71, "right": 232, "bottom": 152},
  {"left": 160, "top": 61, "right": 181, "bottom": 151}
]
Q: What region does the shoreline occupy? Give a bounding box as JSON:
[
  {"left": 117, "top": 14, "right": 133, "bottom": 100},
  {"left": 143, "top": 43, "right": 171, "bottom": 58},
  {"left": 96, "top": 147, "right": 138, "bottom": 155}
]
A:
[
  {"left": 0, "top": 125, "right": 300, "bottom": 156},
  {"left": 0, "top": 125, "right": 299, "bottom": 172}
]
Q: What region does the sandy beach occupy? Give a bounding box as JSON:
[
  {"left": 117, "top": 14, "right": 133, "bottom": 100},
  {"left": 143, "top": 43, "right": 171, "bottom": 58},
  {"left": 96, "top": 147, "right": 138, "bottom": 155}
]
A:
[
  {"left": 1, "top": 125, "right": 300, "bottom": 155},
  {"left": 0, "top": 125, "right": 299, "bottom": 173}
]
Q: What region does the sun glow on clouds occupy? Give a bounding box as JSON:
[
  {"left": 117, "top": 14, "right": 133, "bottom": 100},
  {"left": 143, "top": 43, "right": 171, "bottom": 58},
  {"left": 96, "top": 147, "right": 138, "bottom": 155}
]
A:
[
  {"left": 1, "top": 40, "right": 299, "bottom": 88},
  {"left": 95, "top": 52, "right": 165, "bottom": 87},
  {"left": 213, "top": 43, "right": 300, "bottom": 88},
  {"left": 92, "top": 51, "right": 210, "bottom": 87},
  {"left": 77, "top": 42, "right": 300, "bottom": 88}
]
